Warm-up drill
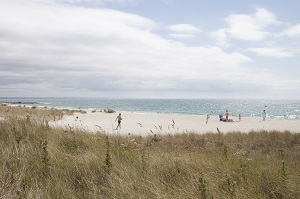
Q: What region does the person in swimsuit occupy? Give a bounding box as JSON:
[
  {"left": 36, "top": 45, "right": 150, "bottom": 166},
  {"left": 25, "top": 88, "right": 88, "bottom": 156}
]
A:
[{"left": 225, "top": 110, "right": 229, "bottom": 122}]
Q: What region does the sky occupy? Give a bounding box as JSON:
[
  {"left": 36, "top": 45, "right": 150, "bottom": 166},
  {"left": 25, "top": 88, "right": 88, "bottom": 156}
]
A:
[{"left": 0, "top": 0, "right": 300, "bottom": 99}]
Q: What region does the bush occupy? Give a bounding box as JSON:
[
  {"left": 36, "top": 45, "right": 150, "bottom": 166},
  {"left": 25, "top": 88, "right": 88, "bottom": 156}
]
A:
[{"left": 104, "top": 108, "right": 115, "bottom": 113}]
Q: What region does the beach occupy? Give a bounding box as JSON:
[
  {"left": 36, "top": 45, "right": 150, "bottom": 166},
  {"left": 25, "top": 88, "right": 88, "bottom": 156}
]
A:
[{"left": 51, "top": 110, "right": 300, "bottom": 135}]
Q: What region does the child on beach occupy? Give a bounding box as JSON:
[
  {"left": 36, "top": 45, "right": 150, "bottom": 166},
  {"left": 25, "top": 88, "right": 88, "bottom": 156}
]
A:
[{"left": 115, "top": 113, "right": 122, "bottom": 130}]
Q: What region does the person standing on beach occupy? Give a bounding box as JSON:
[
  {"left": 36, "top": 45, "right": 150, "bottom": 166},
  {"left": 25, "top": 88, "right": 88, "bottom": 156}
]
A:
[
  {"left": 115, "top": 113, "right": 122, "bottom": 130},
  {"left": 225, "top": 110, "right": 229, "bottom": 122},
  {"left": 262, "top": 110, "right": 266, "bottom": 121}
]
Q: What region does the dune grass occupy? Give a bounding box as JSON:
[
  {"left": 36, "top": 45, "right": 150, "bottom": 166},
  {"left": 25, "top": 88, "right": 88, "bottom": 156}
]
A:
[{"left": 0, "top": 106, "right": 300, "bottom": 198}]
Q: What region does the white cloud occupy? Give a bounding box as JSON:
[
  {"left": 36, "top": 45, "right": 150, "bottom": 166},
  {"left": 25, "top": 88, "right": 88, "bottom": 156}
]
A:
[
  {"left": 168, "top": 34, "right": 195, "bottom": 39},
  {"left": 32, "top": 0, "right": 134, "bottom": 5},
  {"left": 209, "top": 28, "right": 230, "bottom": 47},
  {"left": 211, "top": 8, "right": 281, "bottom": 42},
  {"left": 285, "top": 24, "right": 300, "bottom": 37},
  {"left": 225, "top": 14, "right": 269, "bottom": 41},
  {"left": 168, "top": 24, "right": 201, "bottom": 39},
  {"left": 254, "top": 8, "right": 280, "bottom": 26},
  {"left": 169, "top": 24, "right": 201, "bottom": 34},
  {"left": 247, "top": 47, "right": 294, "bottom": 58}
]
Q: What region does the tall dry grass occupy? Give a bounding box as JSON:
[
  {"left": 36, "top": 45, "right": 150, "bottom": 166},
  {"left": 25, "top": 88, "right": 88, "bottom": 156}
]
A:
[
  {"left": 0, "top": 104, "right": 76, "bottom": 123},
  {"left": 0, "top": 106, "right": 300, "bottom": 198}
]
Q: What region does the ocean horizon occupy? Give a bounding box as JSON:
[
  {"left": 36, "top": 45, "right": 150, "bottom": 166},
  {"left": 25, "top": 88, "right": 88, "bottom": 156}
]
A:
[{"left": 1, "top": 97, "right": 300, "bottom": 120}]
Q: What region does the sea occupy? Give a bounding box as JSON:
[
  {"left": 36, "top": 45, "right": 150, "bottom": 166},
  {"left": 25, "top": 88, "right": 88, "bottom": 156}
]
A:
[{"left": 1, "top": 97, "right": 300, "bottom": 120}]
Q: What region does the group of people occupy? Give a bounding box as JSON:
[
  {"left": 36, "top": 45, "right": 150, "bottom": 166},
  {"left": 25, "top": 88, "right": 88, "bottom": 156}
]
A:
[
  {"left": 218, "top": 110, "right": 238, "bottom": 122},
  {"left": 115, "top": 109, "right": 267, "bottom": 130},
  {"left": 218, "top": 110, "right": 267, "bottom": 122}
]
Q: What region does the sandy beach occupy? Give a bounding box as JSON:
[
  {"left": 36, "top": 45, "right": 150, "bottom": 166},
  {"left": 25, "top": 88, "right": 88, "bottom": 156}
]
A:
[{"left": 51, "top": 110, "right": 300, "bottom": 136}]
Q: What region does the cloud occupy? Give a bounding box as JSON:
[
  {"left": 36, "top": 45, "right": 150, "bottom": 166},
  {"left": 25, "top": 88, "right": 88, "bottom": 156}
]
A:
[
  {"left": 254, "top": 8, "right": 281, "bottom": 26},
  {"left": 168, "top": 24, "right": 201, "bottom": 39},
  {"left": 0, "top": 1, "right": 298, "bottom": 98},
  {"left": 32, "top": 0, "right": 134, "bottom": 6},
  {"left": 285, "top": 24, "right": 300, "bottom": 37},
  {"left": 209, "top": 28, "right": 229, "bottom": 47},
  {"left": 210, "top": 8, "right": 281, "bottom": 43},
  {"left": 169, "top": 24, "right": 201, "bottom": 34},
  {"left": 225, "top": 14, "right": 269, "bottom": 41},
  {"left": 168, "top": 34, "right": 196, "bottom": 39},
  {"left": 247, "top": 47, "right": 294, "bottom": 58},
  {"left": 60, "top": 0, "right": 133, "bottom": 3}
]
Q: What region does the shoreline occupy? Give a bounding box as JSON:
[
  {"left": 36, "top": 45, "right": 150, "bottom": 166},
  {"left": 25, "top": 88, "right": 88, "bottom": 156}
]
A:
[
  {"left": 1, "top": 98, "right": 300, "bottom": 120},
  {"left": 2, "top": 101, "right": 300, "bottom": 121},
  {"left": 1, "top": 102, "right": 300, "bottom": 135},
  {"left": 50, "top": 109, "right": 300, "bottom": 136}
]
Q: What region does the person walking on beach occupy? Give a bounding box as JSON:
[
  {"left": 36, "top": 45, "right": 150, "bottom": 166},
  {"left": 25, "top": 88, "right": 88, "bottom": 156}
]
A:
[
  {"left": 206, "top": 115, "right": 210, "bottom": 124},
  {"left": 115, "top": 113, "right": 122, "bottom": 130},
  {"left": 262, "top": 110, "right": 266, "bottom": 121}
]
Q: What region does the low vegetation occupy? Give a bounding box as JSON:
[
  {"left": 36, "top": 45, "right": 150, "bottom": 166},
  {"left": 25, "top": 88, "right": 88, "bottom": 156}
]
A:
[
  {"left": 0, "top": 106, "right": 300, "bottom": 198},
  {"left": 103, "top": 108, "right": 115, "bottom": 113},
  {"left": 0, "top": 103, "right": 75, "bottom": 122}
]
